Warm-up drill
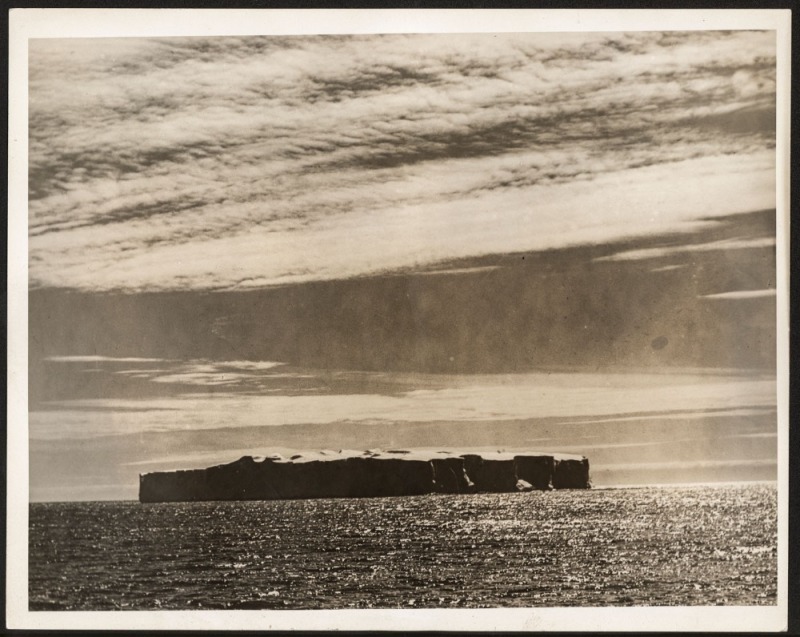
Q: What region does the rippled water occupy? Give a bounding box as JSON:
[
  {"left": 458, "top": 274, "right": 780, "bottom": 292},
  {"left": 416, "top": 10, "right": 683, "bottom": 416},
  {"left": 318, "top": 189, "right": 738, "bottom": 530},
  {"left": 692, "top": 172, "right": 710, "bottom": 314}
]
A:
[{"left": 29, "top": 484, "right": 777, "bottom": 610}]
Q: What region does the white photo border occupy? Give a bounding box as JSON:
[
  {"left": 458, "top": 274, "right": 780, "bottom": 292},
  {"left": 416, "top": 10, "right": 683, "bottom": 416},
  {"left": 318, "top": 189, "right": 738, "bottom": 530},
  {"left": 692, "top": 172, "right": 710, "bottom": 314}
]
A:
[{"left": 7, "top": 8, "right": 791, "bottom": 632}]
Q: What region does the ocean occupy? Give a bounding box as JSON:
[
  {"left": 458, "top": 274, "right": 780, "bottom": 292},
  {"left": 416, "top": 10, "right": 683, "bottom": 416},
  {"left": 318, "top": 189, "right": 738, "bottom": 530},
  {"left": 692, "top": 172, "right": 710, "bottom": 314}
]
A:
[{"left": 29, "top": 483, "right": 777, "bottom": 610}]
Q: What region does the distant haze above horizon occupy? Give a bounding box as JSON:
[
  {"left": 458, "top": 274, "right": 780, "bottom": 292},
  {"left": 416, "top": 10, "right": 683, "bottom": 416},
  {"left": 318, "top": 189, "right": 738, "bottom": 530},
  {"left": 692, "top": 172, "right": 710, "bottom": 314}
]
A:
[{"left": 27, "top": 30, "right": 778, "bottom": 501}]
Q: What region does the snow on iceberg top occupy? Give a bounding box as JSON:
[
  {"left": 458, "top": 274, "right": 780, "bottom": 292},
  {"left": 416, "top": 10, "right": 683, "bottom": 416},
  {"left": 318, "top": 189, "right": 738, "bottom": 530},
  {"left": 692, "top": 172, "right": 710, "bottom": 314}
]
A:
[{"left": 247, "top": 448, "right": 586, "bottom": 465}]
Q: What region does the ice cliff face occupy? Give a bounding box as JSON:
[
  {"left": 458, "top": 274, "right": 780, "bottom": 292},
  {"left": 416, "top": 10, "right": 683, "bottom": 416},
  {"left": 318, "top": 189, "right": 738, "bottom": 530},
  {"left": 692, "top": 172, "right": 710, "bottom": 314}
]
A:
[{"left": 139, "top": 449, "right": 590, "bottom": 503}]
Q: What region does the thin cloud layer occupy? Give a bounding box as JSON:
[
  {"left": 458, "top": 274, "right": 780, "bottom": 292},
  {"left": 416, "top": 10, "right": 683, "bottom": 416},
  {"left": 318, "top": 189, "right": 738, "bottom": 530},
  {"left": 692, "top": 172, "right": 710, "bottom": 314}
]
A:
[
  {"left": 28, "top": 31, "right": 776, "bottom": 292},
  {"left": 596, "top": 237, "right": 776, "bottom": 262},
  {"left": 700, "top": 289, "right": 777, "bottom": 300},
  {"left": 30, "top": 369, "right": 775, "bottom": 441},
  {"left": 44, "top": 355, "right": 168, "bottom": 363}
]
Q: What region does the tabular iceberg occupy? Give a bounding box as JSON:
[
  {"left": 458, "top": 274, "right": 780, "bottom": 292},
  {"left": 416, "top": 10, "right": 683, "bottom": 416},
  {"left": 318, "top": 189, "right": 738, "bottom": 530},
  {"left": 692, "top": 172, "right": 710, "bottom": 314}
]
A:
[{"left": 139, "top": 449, "right": 590, "bottom": 503}]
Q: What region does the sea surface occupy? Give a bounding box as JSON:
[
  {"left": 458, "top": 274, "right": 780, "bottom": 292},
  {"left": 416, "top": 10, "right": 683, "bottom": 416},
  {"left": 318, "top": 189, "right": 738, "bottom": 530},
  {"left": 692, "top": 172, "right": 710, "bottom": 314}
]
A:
[{"left": 29, "top": 483, "right": 777, "bottom": 610}]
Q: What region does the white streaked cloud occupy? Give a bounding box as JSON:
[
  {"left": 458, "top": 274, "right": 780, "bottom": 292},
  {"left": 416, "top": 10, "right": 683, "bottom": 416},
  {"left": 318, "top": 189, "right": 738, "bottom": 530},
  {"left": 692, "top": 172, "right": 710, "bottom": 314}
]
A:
[
  {"left": 115, "top": 359, "right": 285, "bottom": 387},
  {"left": 595, "top": 236, "right": 775, "bottom": 262},
  {"left": 650, "top": 264, "right": 687, "bottom": 273},
  {"left": 415, "top": 266, "right": 503, "bottom": 277},
  {"left": 724, "top": 432, "right": 777, "bottom": 439},
  {"left": 557, "top": 407, "right": 774, "bottom": 427},
  {"left": 28, "top": 31, "right": 776, "bottom": 292},
  {"left": 44, "top": 355, "right": 168, "bottom": 363},
  {"left": 700, "top": 288, "right": 777, "bottom": 300},
  {"left": 29, "top": 152, "right": 776, "bottom": 291}
]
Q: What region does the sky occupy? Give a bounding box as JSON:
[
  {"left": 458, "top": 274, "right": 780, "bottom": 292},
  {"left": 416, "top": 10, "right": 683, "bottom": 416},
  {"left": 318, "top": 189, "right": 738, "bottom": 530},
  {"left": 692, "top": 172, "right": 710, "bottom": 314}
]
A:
[
  {"left": 26, "top": 31, "right": 778, "bottom": 500},
  {"left": 29, "top": 31, "right": 776, "bottom": 291}
]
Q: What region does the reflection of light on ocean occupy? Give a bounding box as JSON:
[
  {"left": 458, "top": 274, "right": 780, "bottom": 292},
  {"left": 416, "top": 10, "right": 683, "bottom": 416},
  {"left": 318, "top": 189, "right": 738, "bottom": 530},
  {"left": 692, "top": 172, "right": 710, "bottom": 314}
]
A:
[{"left": 28, "top": 484, "right": 778, "bottom": 609}]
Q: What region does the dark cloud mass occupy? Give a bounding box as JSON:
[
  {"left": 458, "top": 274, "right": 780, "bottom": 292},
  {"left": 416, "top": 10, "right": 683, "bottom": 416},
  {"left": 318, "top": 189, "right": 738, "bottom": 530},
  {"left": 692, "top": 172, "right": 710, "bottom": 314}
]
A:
[{"left": 29, "top": 208, "right": 776, "bottom": 407}]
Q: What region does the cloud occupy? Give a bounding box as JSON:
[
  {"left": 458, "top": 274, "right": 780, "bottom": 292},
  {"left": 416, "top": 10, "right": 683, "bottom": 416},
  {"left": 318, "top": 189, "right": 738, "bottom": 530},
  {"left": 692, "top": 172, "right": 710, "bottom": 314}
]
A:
[
  {"left": 596, "top": 236, "right": 775, "bottom": 262},
  {"left": 144, "top": 360, "right": 283, "bottom": 386},
  {"left": 415, "top": 266, "right": 502, "bottom": 277},
  {"left": 45, "top": 355, "right": 168, "bottom": 363},
  {"left": 29, "top": 369, "right": 776, "bottom": 441},
  {"left": 731, "top": 69, "right": 776, "bottom": 99},
  {"left": 700, "top": 289, "right": 777, "bottom": 300},
  {"left": 27, "top": 31, "right": 776, "bottom": 292},
  {"left": 557, "top": 407, "right": 774, "bottom": 427},
  {"left": 111, "top": 359, "right": 286, "bottom": 388},
  {"left": 29, "top": 152, "right": 776, "bottom": 291}
]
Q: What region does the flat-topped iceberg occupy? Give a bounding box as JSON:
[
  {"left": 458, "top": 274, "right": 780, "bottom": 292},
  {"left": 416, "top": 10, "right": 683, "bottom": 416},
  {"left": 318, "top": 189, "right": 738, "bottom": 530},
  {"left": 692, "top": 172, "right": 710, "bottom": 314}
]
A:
[{"left": 139, "top": 449, "right": 590, "bottom": 502}]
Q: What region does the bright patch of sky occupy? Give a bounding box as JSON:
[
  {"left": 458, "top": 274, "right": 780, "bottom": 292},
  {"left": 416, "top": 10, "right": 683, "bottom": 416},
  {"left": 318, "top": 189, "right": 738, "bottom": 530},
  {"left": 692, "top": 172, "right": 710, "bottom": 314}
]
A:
[{"left": 30, "top": 369, "right": 776, "bottom": 441}]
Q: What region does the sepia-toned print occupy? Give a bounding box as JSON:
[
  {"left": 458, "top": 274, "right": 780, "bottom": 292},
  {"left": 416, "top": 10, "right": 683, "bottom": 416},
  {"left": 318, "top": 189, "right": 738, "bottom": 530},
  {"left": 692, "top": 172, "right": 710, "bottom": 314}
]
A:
[{"left": 10, "top": 10, "right": 789, "bottom": 632}]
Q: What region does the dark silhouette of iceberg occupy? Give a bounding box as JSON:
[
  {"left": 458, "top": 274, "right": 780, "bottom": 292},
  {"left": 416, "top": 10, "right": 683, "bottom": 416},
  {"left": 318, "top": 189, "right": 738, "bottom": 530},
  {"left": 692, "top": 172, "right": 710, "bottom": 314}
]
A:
[{"left": 139, "top": 449, "right": 590, "bottom": 502}]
